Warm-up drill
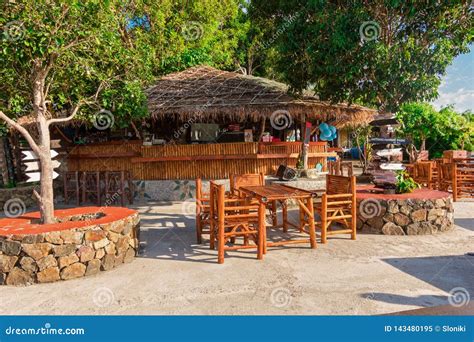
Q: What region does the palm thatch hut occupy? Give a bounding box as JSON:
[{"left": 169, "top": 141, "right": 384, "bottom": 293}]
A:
[{"left": 146, "top": 65, "right": 376, "bottom": 127}]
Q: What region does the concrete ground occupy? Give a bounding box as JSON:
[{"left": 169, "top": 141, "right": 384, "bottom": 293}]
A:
[{"left": 0, "top": 201, "right": 473, "bottom": 315}]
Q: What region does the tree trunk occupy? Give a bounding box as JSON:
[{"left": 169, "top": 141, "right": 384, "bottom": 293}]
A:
[{"left": 39, "top": 152, "right": 55, "bottom": 223}]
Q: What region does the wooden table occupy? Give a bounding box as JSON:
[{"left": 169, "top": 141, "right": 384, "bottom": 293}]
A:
[{"left": 240, "top": 184, "right": 318, "bottom": 252}]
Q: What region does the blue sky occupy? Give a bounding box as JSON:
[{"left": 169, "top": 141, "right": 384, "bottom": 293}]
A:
[{"left": 431, "top": 46, "right": 473, "bottom": 112}]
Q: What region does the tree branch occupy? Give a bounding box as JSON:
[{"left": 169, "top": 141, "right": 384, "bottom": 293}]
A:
[
  {"left": 0, "top": 111, "right": 41, "bottom": 155},
  {"left": 47, "top": 101, "right": 84, "bottom": 126}
]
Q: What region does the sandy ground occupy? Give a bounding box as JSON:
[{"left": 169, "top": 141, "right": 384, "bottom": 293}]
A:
[{"left": 0, "top": 201, "right": 473, "bottom": 315}]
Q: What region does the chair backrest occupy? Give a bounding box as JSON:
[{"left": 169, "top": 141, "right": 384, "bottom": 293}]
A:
[
  {"left": 230, "top": 173, "right": 264, "bottom": 192},
  {"left": 415, "top": 162, "right": 432, "bottom": 178},
  {"left": 209, "top": 181, "right": 224, "bottom": 220},
  {"left": 326, "top": 174, "right": 355, "bottom": 195},
  {"left": 439, "top": 163, "right": 456, "bottom": 182}
]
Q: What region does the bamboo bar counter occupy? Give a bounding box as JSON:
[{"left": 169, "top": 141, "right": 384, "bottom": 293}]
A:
[{"left": 67, "top": 141, "right": 336, "bottom": 180}]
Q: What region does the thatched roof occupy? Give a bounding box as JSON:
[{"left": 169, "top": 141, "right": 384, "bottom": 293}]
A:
[{"left": 146, "top": 65, "right": 377, "bottom": 127}]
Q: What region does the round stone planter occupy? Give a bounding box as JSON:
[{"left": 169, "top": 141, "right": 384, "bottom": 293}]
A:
[
  {"left": 0, "top": 207, "right": 140, "bottom": 286},
  {"left": 356, "top": 186, "right": 454, "bottom": 235}
]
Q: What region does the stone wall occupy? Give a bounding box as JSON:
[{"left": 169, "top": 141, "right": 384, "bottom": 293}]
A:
[
  {"left": 0, "top": 185, "right": 39, "bottom": 210},
  {"left": 0, "top": 211, "right": 139, "bottom": 286},
  {"left": 357, "top": 197, "right": 454, "bottom": 235}
]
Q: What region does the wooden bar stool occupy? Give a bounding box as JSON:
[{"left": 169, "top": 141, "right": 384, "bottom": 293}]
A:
[
  {"left": 103, "top": 171, "right": 124, "bottom": 206},
  {"left": 63, "top": 171, "right": 80, "bottom": 205},
  {"left": 81, "top": 171, "right": 101, "bottom": 205}
]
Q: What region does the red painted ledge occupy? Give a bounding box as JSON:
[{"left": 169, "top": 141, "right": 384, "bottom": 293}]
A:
[
  {"left": 356, "top": 185, "right": 451, "bottom": 200},
  {"left": 0, "top": 206, "right": 137, "bottom": 236}
]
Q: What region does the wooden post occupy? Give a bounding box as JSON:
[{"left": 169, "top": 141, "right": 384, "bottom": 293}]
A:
[
  {"left": 257, "top": 116, "right": 266, "bottom": 142},
  {"left": 351, "top": 176, "right": 357, "bottom": 240},
  {"left": 321, "top": 193, "right": 328, "bottom": 243}
]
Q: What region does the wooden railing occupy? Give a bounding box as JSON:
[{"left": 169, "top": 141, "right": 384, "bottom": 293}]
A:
[{"left": 67, "top": 141, "right": 336, "bottom": 180}]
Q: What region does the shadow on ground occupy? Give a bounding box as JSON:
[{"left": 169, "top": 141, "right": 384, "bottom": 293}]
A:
[{"left": 361, "top": 255, "right": 474, "bottom": 307}]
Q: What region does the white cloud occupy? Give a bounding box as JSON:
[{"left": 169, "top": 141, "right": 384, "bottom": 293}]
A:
[{"left": 432, "top": 88, "right": 474, "bottom": 112}]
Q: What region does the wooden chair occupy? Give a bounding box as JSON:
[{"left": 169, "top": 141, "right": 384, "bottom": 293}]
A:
[
  {"left": 314, "top": 175, "right": 357, "bottom": 243},
  {"left": 103, "top": 171, "right": 134, "bottom": 206},
  {"left": 230, "top": 173, "right": 278, "bottom": 227},
  {"left": 195, "top": 178, "right": 210, "bottom": 244},
  {"left": 439, "top": 162, "right": 474, "bottom": 201},
  {"left": 413, "top": 161, "right": 437, "bottom": 189},
  {"left": 63, "top": 171, "right": 80, "bottom": 205},
  {"left": 209, "top": 181, "right": 263, "bottom": 264}
]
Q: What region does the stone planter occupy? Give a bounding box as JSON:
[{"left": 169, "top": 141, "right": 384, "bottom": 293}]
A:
[
  {"left": 0, "top": 207, "right": 140, "bottom": 286},
  {"left": 356, "top": 186, "right": 454, "bottom": 235}
]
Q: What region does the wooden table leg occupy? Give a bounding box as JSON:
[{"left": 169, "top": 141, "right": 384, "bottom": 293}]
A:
[
  {"left": 282, "top": 200, "right": 288, "bottom": 232},
  {"left": 260, "top": 201, "right": 268, "bottom": 254},
  {"left": 271, "top": 200, "right": 278, "bottom": 227},
  {"left": 258, "top": 201, "right": 265, "bottom": 260},
  {"left": 306, "top": 197, "right": 317, "bottom": 249}
]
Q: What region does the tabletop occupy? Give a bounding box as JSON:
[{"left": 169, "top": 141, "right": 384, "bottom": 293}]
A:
[{"left": 240, "top": 184, "right": 317, "bottom": 201}]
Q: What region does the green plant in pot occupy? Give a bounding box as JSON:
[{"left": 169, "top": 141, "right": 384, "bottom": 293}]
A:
[{"left": 395, "top": 170, "right": 420, "bottom": 194}]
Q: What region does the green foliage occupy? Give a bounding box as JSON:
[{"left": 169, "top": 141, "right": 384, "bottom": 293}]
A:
[
  {"left": 396, "top": 170, "right": 420, "bottom": 194},
  {"left": 0, "top": 0, "right": 245, "bottom": 128},
  {"left": 250, "top": 1, "right": 473, "bottom": 112},
  {"left": 396, "top": 103, "right": 474, "bottom": 158}
]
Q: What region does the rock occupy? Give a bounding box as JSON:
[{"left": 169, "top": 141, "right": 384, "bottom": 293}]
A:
[
  {"left": 428, "top": 208, "right": 446, "bottom": 221},
  {"left": 383, "top": 213, "right": 394, "bottom": 223},
  {"left": 95, "top": 248, "right": 105, "bottom": 259},
  {"left": 37, "top": 255, "right": 57, "bottom": 272},
  {"left": 114, "top": 253, "right": 125, "bottom": 266},
  {"left": 105, "top": 242, "right": 116, "bottom": 255},
  {"left": 399, "top": 206, "right": 411, "bottom": 216},
  {"left": 60, "top": 263, "right": 86, "bottom": 280},
  {"left": 387, "top": 201, "right": 399, "bottom": 214},
  {"left": 434, "top": 198, "right": 446, "bottom": 208},
  {"left": 101, "top": 254, "right": 115, "bottom": 271},
  {"left": 411, "top": 209, "right": 427, "bottom": 222},
  {"left": 0, "top": 273, "right": 4, "bottom": 285},
  {"left": 0, "top": 255, "right": 18, "bottom": 272},
  {"left": 20, "top": 257, "right": 37, "bottom": 273},
  {"left": 115, "top": 236, "right": 130, "bottom": 254},
  {"left": 393, "top": 213, "right": 411, "bottom": 227},
  {"left": 22, "top": 243, "right": 51, "bottom": 261},
  {"left": 6, "top": 267, "right": 34, "bottom": 286},
  {"left": 76, "top": 246, "right": 95, "bottom": 263},
  {"left": 407, "top": 222, "right": 436, "bottom": 235},
  {"left": 438, "top": 217, "right": 454, "bottom": 232},
  {"left": 107, "top": 231, "right": 120, "bottom": 243},
  {"left": 86, "top": 259, "right": 101, "bottom": 276},
  {"left": 128, "top": 238, "right": 139, "bottom": 249},
  {"left": 366, "top": 217, "right": 384, "bottom": 231},
  {"left": 109, "top": 221, "right": 125, "bottom": 234},
  {"left": 53, "top": 244, "right": 76, "bottom": 257},
  {"left": 382, "top": 222, "right": 405, "bottom": 235},
  {"left": 58, "top": 253, "right": 79, "bottom": 269},
  {"left": 20, "top": 234, "right": 44, "bottom": 244},
  {"left": 424, "top": 200, "right": 434, "bottom": 209},
  {"left": 37, "top": 267, "right": 60, "bottom": 283},
  {"left": 122, "top": 221, "right": 133, "bottom": 235},
  {"left": 123, "top": 248, "right": 135, "bottom": 263},
  {"left": 60, "top": 230, "right": 83, "bottom": 244},
  {"left": 1, "top": 240, "right": 21, "bottom": 255},
  {"left": 44, "top": 231, "right": 63, "bottom": 244},
  {"left": 85, "top": 229, "right": 106, "bottom": 242},
  {"left": 94, "top": 238, "right": 109, "bottom": 250}
]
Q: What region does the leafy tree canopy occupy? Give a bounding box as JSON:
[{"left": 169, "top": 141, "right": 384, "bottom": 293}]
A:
[
  {"left": 249, "top": 0, "right": 473, "bottom": 112},
  {"left": 396, "top": 103, "right": 474, "bottom": 158},
  {"left": 0, "top": 0, "right": 246, "bottom": 127}
]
